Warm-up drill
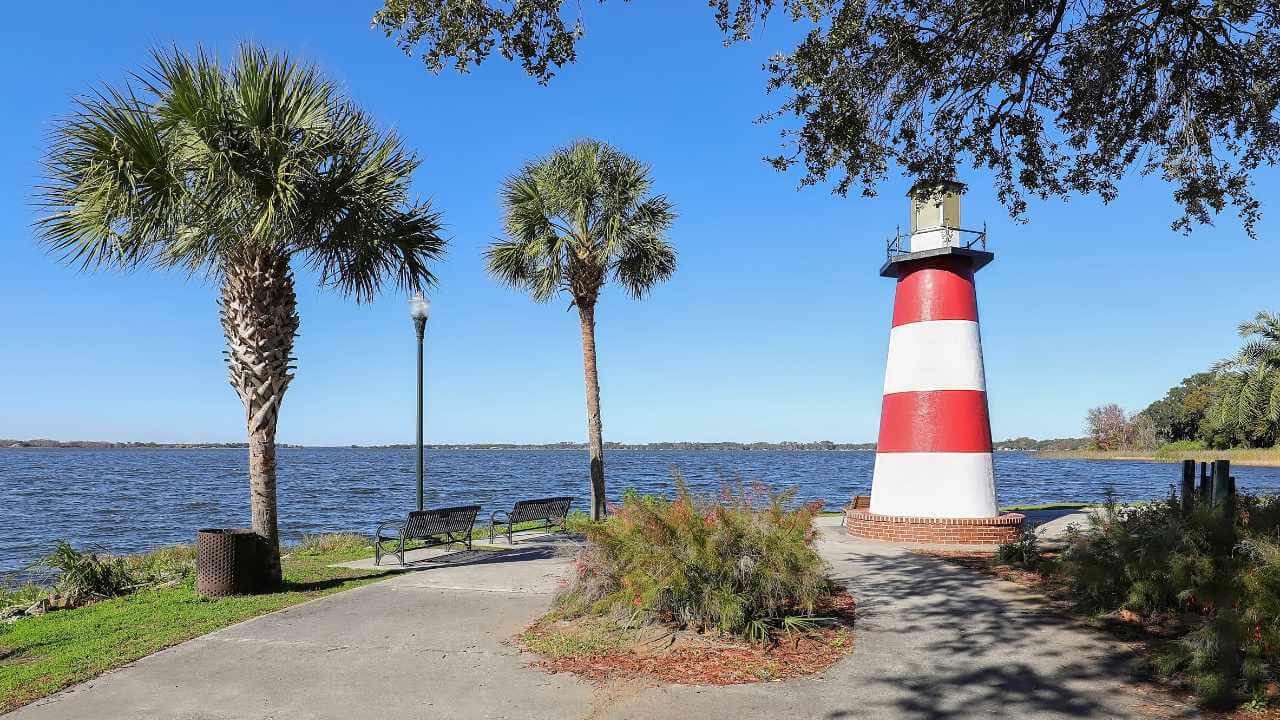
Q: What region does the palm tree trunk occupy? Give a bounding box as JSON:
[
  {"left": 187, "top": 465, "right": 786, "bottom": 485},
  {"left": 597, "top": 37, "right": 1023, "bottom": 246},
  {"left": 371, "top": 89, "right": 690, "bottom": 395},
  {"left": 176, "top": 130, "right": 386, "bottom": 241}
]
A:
[
  {"left": 219, "top": 252, "right": 299, "bottom": 589},
  {"left": 577, "top": 301, "right": 607, "bottom": 520}
]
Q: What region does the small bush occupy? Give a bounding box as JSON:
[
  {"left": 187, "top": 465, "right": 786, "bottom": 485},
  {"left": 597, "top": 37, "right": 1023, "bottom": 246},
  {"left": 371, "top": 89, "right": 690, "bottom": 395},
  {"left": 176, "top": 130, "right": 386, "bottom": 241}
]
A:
[
  {"left": 1054, "top": 488, "right": 1280, "bottom": 708},
  {"left": 995, "top": 526, "right": 1042, "bottom": 568},
  {"left": 15, "top": 542, "right": 197, "bottom": 611},
  {"left": 34, "top": 542, "right": 138, "bottom": 605},
  {"left": 554, "top": 475, "right": 835, "bottom": 641}
]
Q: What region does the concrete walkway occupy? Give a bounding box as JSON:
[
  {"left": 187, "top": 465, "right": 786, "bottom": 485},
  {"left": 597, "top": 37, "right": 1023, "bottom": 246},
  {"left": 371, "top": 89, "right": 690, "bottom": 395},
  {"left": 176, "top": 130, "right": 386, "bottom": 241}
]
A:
[{"left": 6, "top": 519, "right": 1197, "bottom": 719}]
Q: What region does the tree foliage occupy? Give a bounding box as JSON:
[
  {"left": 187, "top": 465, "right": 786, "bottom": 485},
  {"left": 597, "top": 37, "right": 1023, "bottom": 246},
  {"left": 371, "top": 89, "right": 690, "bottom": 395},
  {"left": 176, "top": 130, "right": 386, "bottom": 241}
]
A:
[
  {"left": 486, "top": 138, "right": 676, "bottom": 520},
  {"left": 35, "top": 45, "right": 447, "bottom": 584},
  {"left": 1139, "top": 372, "right": 1217, "bottom": 442},
  {"left": 1104, "top": 312, "right": 1280, "bottom": 450},
  {"left": 38, "top": 44, "right": 446, "bottom": 298},
  {"left": 1202, "top": 311, "right": 1280, "bottom": 448},
  {"left": 1086, "top": 403, "right": 1133, "bottom": 450},
  {"left": 374, "top": 0, "right": 1280, "bottom": 236},
  {"left": 487, "top": 138, "right": 677, "bottom": 307},
  {"left": 1057, "top": 492, "right": 1280, "bottom": 707}
]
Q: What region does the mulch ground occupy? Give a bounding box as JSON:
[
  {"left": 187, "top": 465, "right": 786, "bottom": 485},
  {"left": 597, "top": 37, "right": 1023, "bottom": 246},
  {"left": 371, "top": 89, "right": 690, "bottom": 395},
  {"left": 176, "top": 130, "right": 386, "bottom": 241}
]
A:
[
  {"left": 518, "top": 592, "right": 856, "bottom": 686},
  {"left": 916, "top": 550, "right": 1280, "bottom": 719}
]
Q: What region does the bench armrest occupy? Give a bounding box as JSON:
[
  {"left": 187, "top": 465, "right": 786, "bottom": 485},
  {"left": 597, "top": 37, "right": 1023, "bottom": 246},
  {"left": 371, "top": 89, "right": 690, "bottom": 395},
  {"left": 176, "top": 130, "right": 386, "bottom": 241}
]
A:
[
  {"left": 489, "top": 510, "right": 511, "bottom": 525},
  {"left": 374, "top": 519, "right": 406, "bottom": 538}
]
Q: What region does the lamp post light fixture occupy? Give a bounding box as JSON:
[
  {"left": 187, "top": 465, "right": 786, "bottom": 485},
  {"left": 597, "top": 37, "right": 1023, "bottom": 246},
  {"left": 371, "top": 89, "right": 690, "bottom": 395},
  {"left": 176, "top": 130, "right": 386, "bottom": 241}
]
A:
[{"left": 409, "top": 291, "right": 430, "bottom": 511}]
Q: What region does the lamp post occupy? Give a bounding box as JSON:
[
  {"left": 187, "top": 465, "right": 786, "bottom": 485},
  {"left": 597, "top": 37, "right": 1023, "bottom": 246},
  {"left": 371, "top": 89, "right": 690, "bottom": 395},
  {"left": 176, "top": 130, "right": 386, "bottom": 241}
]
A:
[{"left": 409, "top": 291, "right": 430, "bottom": 511}]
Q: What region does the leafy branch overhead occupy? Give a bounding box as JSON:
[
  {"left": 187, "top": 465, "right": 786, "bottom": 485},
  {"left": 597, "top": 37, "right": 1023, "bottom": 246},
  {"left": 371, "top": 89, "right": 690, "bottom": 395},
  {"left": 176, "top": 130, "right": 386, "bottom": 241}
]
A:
[{"left": 375, "top": 0, "right": 1280, "bottom": 236}]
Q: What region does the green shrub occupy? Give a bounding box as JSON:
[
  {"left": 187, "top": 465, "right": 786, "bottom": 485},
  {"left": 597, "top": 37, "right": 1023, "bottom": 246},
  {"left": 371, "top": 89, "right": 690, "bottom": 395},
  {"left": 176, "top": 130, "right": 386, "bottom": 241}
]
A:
[
  {"left": 995, "top": 526, "right": 1043, "bottom": 568},
  {"left": 554, "top": 475, "right": 834, "bottom": 641},
  {"left": 17, "top": 542, "right": 197, "bottom": 610},
  {"left": 34, "top": 542, "right": 138, "bottom": 605},
  {"left": 1055, "top": 489, "right": 1280, "bottom": 707}
]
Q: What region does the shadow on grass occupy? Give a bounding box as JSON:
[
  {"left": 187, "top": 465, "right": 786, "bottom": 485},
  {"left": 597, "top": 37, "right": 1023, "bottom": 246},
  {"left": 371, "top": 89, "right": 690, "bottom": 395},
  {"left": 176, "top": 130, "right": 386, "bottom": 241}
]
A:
[{"left": 277, "top": 572, "right": 392, "bottom": 593}]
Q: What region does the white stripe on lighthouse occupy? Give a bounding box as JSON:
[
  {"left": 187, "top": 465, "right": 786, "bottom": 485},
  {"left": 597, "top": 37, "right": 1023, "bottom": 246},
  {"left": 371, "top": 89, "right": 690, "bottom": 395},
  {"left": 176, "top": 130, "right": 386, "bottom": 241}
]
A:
[
  {"left": 882, "top": 320, "right": 986, "bottom": 394},
  {"left": 870, "top": 452, "right": 998, "bottom": 518}
]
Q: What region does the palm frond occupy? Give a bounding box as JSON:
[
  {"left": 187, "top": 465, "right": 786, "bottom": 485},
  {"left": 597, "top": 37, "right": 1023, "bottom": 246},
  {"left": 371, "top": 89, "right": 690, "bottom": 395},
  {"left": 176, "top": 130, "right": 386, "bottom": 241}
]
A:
[
  {"left": 36, "top": 83, "right": 187, "bottom": 270},
  {"left": 613, "top": 235, "right": 677, "bottom": 300},
  {"left": 36, "top": 43, "right": 443, "bottom": 295},
  {"left": 488, "top": 139, "right": 676, "bottom": 303}
]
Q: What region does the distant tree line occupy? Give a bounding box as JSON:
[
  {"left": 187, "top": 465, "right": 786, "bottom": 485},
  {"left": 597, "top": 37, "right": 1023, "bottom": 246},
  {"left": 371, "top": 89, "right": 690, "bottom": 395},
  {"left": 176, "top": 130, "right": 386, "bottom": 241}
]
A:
[
  {"left": 991, "top": 437, "right": 1090, "bottom": 452},
  {"left": 362, "top": 441, "right": 881, "bottom": 451},
  {"left": 1086, "top": 311, "right": 1280, "bottom": 450},
  {"left": 1, "top": 440, "right": 302, "bottom": 449}
]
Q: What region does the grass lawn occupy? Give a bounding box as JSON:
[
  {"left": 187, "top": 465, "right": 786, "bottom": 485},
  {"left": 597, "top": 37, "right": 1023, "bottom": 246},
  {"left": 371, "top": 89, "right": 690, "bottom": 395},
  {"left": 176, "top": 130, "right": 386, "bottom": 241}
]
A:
[
  {"left": 0, "top": 520, "right": 573, "bottom": 712},
  {"left": 0, "top": 539, "right": 397, "bottom": 712}
]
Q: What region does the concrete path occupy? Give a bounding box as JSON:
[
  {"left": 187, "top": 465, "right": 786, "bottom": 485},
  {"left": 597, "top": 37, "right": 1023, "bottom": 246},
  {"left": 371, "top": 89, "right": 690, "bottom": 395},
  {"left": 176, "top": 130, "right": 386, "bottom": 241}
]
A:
[
  {"left": 1024, "top": 508, "right": 1096, "bottom": 546},
  {"left": 6, "top": 519, "right": 1197, "bottom": 720}
]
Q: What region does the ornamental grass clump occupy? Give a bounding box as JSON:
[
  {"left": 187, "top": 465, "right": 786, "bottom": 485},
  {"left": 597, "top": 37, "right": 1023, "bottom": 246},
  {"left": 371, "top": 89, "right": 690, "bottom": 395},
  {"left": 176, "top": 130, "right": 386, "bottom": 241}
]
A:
[
  {"left": 554, "top": 477, "right": 834, "bottom": 642},
  {"left": 1057, "top": 490, "right": 1280, "bottom": 708},
  {"left": 34, "top": 542, "right": 139, "bottom": 606}
]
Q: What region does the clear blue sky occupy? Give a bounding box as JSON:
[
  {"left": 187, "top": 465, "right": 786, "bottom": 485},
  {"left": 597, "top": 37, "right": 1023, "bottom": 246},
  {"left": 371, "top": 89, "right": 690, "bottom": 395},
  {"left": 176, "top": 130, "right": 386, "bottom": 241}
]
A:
[{"left": 1, "top": 2, "right": 1276, "bottom": 446}]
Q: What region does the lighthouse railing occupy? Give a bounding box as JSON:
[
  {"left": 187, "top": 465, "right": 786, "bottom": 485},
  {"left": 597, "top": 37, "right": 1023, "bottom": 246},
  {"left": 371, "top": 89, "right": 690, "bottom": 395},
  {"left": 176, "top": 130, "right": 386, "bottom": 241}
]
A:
[{"left": 886, "top": 223, "right": 988, "bottom": 259}]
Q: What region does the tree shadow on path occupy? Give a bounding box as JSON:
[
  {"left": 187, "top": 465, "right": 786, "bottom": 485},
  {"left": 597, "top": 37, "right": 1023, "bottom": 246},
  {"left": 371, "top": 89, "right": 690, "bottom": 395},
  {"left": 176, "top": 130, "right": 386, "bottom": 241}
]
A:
[{"left": 819, "top": 545, "right": 1196, "bottom": 719}]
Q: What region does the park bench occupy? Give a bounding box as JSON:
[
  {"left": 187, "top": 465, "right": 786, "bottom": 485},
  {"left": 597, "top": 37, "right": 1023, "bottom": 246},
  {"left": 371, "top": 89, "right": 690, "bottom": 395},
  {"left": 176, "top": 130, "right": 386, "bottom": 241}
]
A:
[
  {"left": 488, "top": 496, "right": 574, "bottom": 544},
  {"left": 373, "top": 504, "right": 481, "bottom": 566},
  {"left": 841, "top": 495, "right": 871, "bottom": 525}
]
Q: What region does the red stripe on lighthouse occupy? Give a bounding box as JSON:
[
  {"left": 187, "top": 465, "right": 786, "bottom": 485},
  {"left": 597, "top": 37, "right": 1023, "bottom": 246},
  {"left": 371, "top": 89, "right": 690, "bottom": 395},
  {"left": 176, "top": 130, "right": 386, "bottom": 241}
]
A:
[
  {"left": 876, "top": 390, "right": 993, "bottom": 453},
  {"left": 892, "top": 258, "right": 978, "bottom": 327}
]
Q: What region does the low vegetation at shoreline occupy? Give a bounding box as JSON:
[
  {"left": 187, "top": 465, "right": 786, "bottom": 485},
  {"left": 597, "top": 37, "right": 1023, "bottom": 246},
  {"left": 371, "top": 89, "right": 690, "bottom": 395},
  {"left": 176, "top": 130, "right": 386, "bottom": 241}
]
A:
[
  {"left": 0, "top": 534, "right": 392, "bottom": 712},
  {"left": 942, "top": 492, "right": 1280, "bottom": 711},
  {"left": 1037, "top": 446, "right": 1280, "bottom": 467},
  {"left": 519, "top": 480, "right": 856, "bottom": 684}
]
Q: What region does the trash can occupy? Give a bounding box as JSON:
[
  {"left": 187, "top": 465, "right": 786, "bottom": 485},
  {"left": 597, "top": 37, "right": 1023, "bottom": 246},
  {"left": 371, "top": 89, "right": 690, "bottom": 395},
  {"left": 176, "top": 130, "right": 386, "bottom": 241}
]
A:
[{"left": 196, "top": 528, "right": 262, "bottom": 597}]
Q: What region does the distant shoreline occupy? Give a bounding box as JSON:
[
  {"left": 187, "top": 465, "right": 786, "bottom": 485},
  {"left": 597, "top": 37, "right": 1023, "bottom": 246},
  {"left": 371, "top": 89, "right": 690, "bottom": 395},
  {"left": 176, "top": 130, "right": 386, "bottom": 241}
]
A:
[
  {"left": 2, "top": 438, "right": 1088, "bottom": 452},
  {"left": 1036, "top": 448, "right": 1280, "bottom": 468},
  {"left": 3, "top": 440, "right": 876, "bottom": 451},
  {"left": 1, "top": 441, "right": 303, "bottom": 450}
]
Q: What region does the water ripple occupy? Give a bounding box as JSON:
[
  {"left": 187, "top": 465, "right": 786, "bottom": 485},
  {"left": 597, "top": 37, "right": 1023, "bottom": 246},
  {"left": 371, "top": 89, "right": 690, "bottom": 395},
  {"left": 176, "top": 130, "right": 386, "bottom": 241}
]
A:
[{"left": 3, "top": 448, "right": 1280, "bottom": 573}]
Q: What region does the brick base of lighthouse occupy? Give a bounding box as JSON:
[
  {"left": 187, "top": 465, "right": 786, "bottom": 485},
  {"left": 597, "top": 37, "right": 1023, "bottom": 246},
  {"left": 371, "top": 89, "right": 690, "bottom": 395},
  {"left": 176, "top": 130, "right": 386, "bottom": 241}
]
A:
[{"left": 845, "top": 506, "right": 1024, "bottom": 545}]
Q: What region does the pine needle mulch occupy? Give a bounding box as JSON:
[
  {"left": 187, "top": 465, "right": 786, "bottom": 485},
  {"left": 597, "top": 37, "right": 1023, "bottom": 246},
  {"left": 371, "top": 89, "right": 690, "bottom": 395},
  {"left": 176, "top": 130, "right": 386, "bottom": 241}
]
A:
[{"left": 517, "top": 592, "right": 855, "bottom": 686}]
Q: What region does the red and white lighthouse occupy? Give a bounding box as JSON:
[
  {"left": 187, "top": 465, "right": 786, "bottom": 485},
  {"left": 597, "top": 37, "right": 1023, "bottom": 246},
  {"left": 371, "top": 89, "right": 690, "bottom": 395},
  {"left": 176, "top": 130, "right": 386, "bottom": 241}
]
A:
[{"left": 846, "top": 181, "right": 1024, "bottom": 544}]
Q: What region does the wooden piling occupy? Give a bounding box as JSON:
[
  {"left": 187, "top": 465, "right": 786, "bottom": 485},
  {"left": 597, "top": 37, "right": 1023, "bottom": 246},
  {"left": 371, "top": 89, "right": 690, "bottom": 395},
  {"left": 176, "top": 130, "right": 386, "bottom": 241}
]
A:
[{"left": 1180, "top": 460, "right": 1195, "bottom": 514}]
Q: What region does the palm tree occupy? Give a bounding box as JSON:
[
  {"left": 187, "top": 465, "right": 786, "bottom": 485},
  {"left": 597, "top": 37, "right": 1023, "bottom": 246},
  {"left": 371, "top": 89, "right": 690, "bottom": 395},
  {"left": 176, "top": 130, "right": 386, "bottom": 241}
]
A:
[
  {"left": 487, "top": 140, "right": 676, "bottom": 520},
  {"left": 1207, "top": 311, "right": 1280, "bottom": 447},
  {"left": 36, "top": 46, "right": 446, "bottom": 587}
]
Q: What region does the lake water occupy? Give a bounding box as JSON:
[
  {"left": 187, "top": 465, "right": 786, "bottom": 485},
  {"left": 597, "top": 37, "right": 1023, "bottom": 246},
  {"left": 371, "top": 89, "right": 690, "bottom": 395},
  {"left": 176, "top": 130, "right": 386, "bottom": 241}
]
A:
[{"left": 4, "top": 448, "right": 1280, "bottom": 576}]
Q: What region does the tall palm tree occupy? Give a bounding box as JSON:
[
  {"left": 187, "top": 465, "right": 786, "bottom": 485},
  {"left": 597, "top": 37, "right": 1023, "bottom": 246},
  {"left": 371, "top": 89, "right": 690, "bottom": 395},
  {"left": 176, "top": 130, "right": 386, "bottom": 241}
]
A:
[
  {"left": 487, "top": 140, "right": 676, "bottom": 520},
  {"left": 1208, "top": 311, "right": 1280, "bottom": 447},
  {"left": 36, "top": 46, "right": 446, "bottom": 587}
]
